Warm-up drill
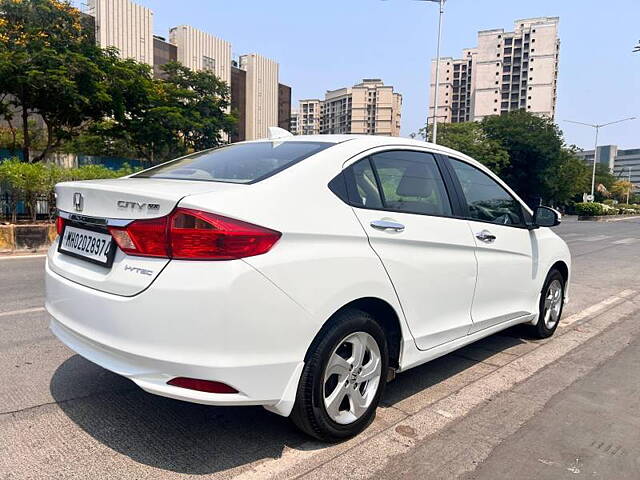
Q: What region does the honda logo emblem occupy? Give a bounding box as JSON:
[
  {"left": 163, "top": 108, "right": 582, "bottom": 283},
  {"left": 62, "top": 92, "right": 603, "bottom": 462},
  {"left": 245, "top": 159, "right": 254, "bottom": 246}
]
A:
[{"left": 73, "top": 193, "right": 84, "bottom": 212}]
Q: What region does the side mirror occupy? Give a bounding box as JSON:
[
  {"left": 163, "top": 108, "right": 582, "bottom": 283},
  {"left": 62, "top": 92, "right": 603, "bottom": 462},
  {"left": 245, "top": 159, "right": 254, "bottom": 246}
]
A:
[{"left": 533, "top": 206, "right": 561, "bottom": 228}]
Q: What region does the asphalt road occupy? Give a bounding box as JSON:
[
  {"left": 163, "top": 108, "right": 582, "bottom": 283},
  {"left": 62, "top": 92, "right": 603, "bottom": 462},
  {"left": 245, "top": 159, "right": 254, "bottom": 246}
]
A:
[{"left": 1, "top": 216, "right": 639, "bottom": 479}]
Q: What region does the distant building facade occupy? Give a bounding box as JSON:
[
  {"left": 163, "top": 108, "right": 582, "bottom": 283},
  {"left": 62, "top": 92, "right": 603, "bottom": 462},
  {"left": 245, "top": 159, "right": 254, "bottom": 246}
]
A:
[
  {"left": 85, "top": 1, "right": 291, "bottom": 142},
  {"left": 152, "top": 35, "right": 177, "bottom": 79},
  {"left": 278, "top": 83, "right": 292, "bottom": 131},
  {"left": 169, "top": 25, "right": 232, "bottom": 86},
  {"left": 576, "top": 145, "right": 640, "bottom": 189},
  {"left": 88, "top": 0, "right": 153, "bottom": 65},
  {"left": 298, "top": 100, "right": 322, "bottom": 135},
  {"left": 429, "top": 17, "right": 560, "bottom": 125},
  {"left": 295, "top": 79, "right": 402, "bottom": 136}
]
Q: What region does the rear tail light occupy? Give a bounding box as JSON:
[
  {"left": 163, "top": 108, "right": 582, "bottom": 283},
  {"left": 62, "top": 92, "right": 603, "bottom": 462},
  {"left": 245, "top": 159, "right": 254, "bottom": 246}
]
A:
[
  {"left": 108, "top": 208, "right": 280, "bottom": 260},
  {"left": 167, "top": 377, "right": 238, "bottom": 394},
  {"left": 56, "top": 216, "right": 65, "bottom": 235}
]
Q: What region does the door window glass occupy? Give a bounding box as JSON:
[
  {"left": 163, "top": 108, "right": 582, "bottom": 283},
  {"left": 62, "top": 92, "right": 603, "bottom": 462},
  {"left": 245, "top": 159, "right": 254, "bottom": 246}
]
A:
[
  {"left": 370, "top": 151, "right": 452, "bottom": 216},
  {"left": 448, "top": 157, "right": 524, "bottom": 225}
]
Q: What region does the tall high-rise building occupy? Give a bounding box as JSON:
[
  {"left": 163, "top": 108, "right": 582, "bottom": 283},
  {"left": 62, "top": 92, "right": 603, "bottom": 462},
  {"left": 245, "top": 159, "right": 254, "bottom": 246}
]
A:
[
  {"left": 429, "top": 17, "right": 560, "bottom": 125},
  {"left": 88, "top": 0, "right": 153, "bottom": 65},
  {"left": 296, "top": 79, "right": 402, "bottom": 136},
  {"left": 169, "top": 25, "right": 232, "bottom": 86},
  {"left": 84, "top": 1, "right": 291, "bottom": 142},
  {"left": 298, "top": 100, "right": 322, "bottom": 135},
  {"left": 239, "top": 54, "right": 280, "bottom": 140}
]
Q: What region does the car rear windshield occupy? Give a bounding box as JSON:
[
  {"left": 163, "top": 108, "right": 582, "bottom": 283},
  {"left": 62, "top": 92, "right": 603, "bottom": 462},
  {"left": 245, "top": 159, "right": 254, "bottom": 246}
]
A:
[{"left": 134, "top": 141, "right": 335, "bottom": 184}]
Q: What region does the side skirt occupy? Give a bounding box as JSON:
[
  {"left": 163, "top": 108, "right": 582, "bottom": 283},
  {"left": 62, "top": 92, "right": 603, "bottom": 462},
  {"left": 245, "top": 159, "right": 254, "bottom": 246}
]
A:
[{"left": 398, "top": 313, "right": 536, "bottom": 373}]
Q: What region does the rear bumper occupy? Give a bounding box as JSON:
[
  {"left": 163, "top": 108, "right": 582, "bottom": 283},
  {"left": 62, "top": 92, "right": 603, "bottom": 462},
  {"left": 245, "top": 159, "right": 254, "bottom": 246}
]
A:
[{"left": 45, "top": 258, "right": 314, "bottom": 415}]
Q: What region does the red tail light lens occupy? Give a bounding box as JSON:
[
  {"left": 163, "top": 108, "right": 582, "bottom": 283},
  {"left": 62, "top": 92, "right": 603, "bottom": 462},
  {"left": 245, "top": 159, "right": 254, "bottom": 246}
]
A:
[
  {"left": 109, "top": 216, "right": 169, "bottom": 258},
  {"left": 167, "top": 377, "right": 238, "bottom": 394},
  {"left": 170, "top": 209, "right": 281, "bottom": 260},
  {"left": 108, "top": 208, "right": 280, "bottom": 260},
  {"left": 56, "top": 216, "right": 65, "bottom": 235}
]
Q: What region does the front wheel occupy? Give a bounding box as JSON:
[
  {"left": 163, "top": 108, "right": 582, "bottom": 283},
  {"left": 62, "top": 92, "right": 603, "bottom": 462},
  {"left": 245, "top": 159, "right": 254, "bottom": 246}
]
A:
[
  {"left": 531, "top": 269, "right": 565, "bottom": 339},
  {"left": 290, "top": 309, "right": 388, "bottom": 442}
]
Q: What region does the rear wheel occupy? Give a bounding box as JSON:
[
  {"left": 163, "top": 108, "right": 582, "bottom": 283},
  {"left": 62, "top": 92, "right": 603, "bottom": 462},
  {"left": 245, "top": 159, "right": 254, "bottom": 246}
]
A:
[
  {"left": 290, "top": 309, "right": 388, "bottom": 442},
  {"left": 531, "top": 269, "right": 565, "bottom": 338}
]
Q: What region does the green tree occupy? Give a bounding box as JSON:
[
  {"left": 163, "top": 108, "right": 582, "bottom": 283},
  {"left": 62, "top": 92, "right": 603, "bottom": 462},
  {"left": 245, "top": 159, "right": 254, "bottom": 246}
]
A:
[
  {"left": 0, "top": 0, "right": 108, "bottom": 161},
  {"left": 102, "top": 61, "right": 236, "bottom": 164},
  {"left": 417, "top": 122, "right": 509, "bottom": 175},
  {"left": 544, "top": 148, "right": 590, "bottom": 206},
  {"left": 480, "top": 110, "right": 565, "bottom": 205},
  {"left": 610, "top": 179, "right": 635, "bottom": 203}
]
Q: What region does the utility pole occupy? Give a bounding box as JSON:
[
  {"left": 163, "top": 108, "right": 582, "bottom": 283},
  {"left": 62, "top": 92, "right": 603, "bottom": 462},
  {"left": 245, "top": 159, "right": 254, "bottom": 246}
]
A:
[{"left": 565, "top": 117, "right": 636, "bottom": 200}]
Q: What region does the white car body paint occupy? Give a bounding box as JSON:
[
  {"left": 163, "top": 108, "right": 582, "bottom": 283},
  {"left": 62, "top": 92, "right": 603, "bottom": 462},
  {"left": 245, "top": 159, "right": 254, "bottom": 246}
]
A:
[{"left": 45, "top": 135, "right": 571, "bottom": 418}]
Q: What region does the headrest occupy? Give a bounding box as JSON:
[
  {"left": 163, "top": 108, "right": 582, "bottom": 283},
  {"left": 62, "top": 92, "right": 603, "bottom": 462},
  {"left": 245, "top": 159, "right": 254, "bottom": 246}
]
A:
[{"left": 396, "top": 163, "right": 436, "bottom": 197}]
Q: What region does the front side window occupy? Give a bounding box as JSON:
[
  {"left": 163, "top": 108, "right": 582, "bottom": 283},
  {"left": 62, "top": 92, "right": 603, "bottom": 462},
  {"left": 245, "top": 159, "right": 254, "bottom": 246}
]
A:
[
  {"left": 135, "top": 141, "right": 334, "bottom": 184},
  {"left": 448, "top": 157, "right": 524, "bottom": 225}
]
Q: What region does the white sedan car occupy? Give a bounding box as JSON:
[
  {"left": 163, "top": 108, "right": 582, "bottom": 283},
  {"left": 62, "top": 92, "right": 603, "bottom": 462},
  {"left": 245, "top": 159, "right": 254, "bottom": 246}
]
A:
[{"left": 46, "top": 131, "right": 570, "bottom": 441}]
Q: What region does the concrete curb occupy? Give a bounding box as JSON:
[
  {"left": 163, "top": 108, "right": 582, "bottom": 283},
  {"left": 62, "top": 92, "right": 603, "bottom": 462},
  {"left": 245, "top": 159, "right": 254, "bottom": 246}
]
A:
[{"left": 577, "top": 215, "right": 640, "bottom": 222}]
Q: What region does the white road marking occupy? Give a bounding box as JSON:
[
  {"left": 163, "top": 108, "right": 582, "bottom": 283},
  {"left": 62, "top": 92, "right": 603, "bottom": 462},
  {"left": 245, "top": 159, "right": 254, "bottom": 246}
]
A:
[
  {"left": 612, "top": 237, "right": 639, "bottom": 245},
  {"left": 560, "top": 289, "right": 636, "bottom": 327},
  {"left": 0, "top": 254, "right": 46, "bottom": 261},
  {"left": 0, "top": 307, "right": 45, "bottom": 318},
  {"left": 578, "top": 235, "right": 610, "bottom": 242}
]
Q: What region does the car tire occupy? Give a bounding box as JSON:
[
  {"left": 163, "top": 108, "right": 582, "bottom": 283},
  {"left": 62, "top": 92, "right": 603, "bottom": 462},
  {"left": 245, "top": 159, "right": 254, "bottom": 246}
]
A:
[
  {"left": 531, "top": 269, "right": 565, "bottom": 339},
  {"left": 290, "top": 308, "right": 389, "bottom": 442}
]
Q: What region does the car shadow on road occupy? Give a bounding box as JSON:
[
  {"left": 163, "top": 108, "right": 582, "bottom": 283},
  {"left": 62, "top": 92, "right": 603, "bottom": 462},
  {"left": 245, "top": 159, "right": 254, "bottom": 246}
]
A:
[{"left": 50, "top": 327, "right": 534, "bottom": 476}]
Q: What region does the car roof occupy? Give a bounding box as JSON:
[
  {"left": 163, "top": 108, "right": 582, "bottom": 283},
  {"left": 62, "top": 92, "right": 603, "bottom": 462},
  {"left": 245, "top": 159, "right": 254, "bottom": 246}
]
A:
[{"left": 240, "top": 134, "right": 484, "bottom": 169}]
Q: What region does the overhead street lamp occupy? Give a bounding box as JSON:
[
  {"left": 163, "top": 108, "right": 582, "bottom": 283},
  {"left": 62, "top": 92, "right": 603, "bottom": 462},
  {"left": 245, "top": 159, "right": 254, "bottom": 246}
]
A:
[
  {"left": 419, "top": 0, "right": 446, "bottom": 144},
  {"left": 565, "top": 117, "right": 636, "bottom": 200},
  {"left": 382, "top": 0, "right": 447, "bottom": 144}
]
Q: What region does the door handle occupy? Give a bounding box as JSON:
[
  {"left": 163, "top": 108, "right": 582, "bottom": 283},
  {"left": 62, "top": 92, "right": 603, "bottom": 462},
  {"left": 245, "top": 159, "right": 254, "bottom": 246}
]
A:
[
  {"left": 370, "top": 220, "right": 405, "bottom": 232},
  {"left": 476, "top": 229, "right": 496, "bottom": 243}
]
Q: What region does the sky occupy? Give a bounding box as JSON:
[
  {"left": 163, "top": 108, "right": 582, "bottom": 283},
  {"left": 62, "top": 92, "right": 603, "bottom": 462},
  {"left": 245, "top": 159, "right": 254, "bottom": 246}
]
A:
[{"left": 107, "top": 0, "right": 639, "bottom": 149}]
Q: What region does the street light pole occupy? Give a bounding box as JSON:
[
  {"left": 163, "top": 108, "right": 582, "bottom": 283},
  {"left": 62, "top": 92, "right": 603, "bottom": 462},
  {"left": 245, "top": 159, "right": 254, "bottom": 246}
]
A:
[
  {"left": 565, "top": 117, "right": 636, "bottom": 200},
  {"left": 430, "top": 0, "right": 445, "bottom": 144},
  {"left": 627, "top": 167, "right": 632, "bottom": 204}
]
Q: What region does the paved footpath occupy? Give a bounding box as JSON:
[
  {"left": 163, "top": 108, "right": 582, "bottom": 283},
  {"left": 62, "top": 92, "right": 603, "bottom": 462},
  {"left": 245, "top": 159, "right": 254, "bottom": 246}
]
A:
[{"left": 1, "top": 217, "right": 640, "bottom": 479}]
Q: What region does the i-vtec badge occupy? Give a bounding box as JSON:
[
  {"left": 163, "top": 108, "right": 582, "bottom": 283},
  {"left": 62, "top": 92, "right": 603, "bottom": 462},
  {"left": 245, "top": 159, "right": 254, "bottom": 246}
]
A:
[
  {"left": 123, "top": 264, "right": 153, "bottom": 276},
  {"left": 117, "top": 200, "right": 160, "bottom": 211}
]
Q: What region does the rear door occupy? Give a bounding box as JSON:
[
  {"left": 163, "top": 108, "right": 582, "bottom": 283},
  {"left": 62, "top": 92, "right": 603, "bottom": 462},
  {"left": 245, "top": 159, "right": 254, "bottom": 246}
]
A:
[
  {"left": 444, "top": 156, "right": 537, "bottom": 332},
  {"left": 345, "top": 149, "right": 478, "bottom": 351}
]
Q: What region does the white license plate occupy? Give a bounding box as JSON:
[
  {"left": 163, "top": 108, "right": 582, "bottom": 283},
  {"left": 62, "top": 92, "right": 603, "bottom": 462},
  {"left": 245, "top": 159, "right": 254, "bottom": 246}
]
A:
[{"left": 58, "top": 225, "right": 116, "bottom": 267}]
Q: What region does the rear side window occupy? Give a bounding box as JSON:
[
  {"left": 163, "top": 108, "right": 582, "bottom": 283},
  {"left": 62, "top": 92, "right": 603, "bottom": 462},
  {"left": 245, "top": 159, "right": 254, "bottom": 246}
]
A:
[
  {"left": 345, "top": 150, "right": 452, "bottom": 217},
  {"left": 448, "top": 157, "right": 524, "bottom": 225},
  {"left": 135, "top": 141, "right": 335, "bottom": 184}
]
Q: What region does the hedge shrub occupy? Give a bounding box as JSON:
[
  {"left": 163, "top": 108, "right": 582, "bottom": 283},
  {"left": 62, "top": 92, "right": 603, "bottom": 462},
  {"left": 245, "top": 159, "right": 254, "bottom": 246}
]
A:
[{"left": 0, "top": 158, "right": 140, "bottom": 223}]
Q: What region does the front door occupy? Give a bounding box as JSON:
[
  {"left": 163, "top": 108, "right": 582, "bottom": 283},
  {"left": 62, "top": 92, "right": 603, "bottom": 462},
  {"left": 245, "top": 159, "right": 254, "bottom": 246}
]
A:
[
  {"left": 345, "top": 150, "right": 478, "bottom": 350},
  {"left": 446, "top": 157, "right": 537, "bottom": 332}
]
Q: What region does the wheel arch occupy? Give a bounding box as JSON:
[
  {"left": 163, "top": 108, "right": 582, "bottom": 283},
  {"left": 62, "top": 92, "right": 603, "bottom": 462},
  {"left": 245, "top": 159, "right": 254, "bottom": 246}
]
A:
[
  {"left": 305, "top": 297, "right": 403, "bottom": 370},
  {"left": 550, "top": 260, "right": 569, "bottom": 286}
]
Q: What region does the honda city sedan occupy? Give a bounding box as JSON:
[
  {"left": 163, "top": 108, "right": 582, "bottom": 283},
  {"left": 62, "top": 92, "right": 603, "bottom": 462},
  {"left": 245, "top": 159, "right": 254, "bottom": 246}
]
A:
[{"left": 46, "top": 130, "right": 570, "bottom": 441}]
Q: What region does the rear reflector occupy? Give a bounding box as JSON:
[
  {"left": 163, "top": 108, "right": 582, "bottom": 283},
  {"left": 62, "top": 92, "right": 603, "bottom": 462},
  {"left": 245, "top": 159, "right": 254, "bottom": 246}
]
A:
[
  {"left": 167, "top": 377, "right": 238, "bottom": 394},
  {"left": 56, "top": 216, "right": 65, "bottom": 235},
  {"left": 108, "top": 208, "right": 280, "bottom": 260}
]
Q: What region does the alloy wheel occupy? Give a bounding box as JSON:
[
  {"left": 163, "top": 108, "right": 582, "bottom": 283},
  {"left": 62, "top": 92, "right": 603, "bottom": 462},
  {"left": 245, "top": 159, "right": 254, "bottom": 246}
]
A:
[
  {"left": 543, "top": 279, "right": 563, "bottom": 329},
  {"left": 322, "top": 331, "right": 382, "bottom": 425}
]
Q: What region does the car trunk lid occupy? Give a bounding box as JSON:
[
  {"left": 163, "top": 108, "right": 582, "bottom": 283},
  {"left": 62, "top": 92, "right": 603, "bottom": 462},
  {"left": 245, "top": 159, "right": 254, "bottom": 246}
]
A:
[{"left": 50, "top": 178, "right": 244, "bottom": 296}]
